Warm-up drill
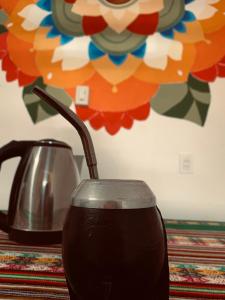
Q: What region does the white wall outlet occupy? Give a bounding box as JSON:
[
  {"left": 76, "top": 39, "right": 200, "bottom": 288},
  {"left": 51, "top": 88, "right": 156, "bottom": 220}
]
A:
[
  {"left": 76, "top": 85, "right": 90, "bottom": 106},
  {"left": 179, "top": 153, "right": 193, "bottom": 174}
]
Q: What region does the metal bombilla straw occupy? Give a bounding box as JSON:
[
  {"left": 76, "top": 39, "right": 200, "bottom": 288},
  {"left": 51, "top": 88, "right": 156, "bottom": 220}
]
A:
[{"left": 33, "top": 87, "right": 99, "bottom": 180}]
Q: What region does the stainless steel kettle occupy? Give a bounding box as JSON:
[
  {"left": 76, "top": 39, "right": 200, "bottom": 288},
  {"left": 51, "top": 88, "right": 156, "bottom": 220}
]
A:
[
  {"left": 0, "top": 139, "right": 84, "bottom": 243},
  {"left": 33, "top": 87, "right": 169, "bottom": 299}
]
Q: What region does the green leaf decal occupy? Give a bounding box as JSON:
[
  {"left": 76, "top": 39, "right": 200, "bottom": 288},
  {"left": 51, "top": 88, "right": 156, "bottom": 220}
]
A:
[
  {"left": 151, "top": 75, "right": 211, "bottom": 126},
  {"left": 0, "top": 10, "right": 7, "bottom": 25},
  {"left": 0, "top": 10, "right": 7, "bottom": 33},
  {"left": 0, "top": 24, "right": 7, "bottom": 34},
  {"left": 23, "top": 78, "right": 72, "bottom": 123}
]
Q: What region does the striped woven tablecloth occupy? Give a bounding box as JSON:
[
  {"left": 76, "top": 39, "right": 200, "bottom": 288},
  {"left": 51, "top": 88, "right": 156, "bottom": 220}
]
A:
[
  {"left": 167, "top": 220, "right": 225, "bottom": 299},
  {"left": 0, "top": 220, "right": 224, "bottom": 299}
]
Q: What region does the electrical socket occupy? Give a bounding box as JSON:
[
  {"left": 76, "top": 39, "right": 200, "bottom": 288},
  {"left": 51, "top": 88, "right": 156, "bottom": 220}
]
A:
[
  {"left": 179, "top": 153, "right": 193, "bottom": 174},
  {"left": 76, "top": 85, "right": 90, "bottom": 106}
]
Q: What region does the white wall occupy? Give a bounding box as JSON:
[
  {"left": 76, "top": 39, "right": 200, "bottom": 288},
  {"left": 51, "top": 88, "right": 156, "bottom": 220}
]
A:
[{"left": 1, "top": 71, "right": 225, "bottom": 221}]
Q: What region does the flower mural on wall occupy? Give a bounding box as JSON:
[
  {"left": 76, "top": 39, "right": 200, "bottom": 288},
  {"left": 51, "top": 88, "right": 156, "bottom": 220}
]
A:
[{"left": 0, "top": 0, "right": 224, "bottom": 134}]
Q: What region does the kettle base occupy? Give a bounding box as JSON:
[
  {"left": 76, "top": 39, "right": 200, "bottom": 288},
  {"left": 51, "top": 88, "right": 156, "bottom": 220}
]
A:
[{"left": 9, "top": 228, "right": 62, "bottom": 244}]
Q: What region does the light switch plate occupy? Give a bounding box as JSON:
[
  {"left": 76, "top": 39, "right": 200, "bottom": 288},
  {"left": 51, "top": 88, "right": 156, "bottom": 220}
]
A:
[{"left": 76, "top": 85, "right": 90, "bottom": 106}]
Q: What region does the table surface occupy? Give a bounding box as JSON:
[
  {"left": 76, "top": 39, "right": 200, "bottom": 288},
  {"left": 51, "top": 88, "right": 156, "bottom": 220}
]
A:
[{"left": 0, "top": 219, "right": 224, "bottom": 299}]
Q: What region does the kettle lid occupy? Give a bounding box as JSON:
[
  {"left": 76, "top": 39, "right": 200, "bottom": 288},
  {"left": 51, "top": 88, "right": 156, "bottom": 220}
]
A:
[
  {"left": 72, "top": 179, "right": 156, "bottom": 209},
  {"left": 37, "top": 139, "right": 71, "bottom": 149}
]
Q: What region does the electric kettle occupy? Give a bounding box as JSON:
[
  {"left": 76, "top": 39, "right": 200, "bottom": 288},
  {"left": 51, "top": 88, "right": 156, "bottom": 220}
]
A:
[
  {"left": 33, "top": 87, "right": 169, "bottom": 300},
  {"left": 0, "top": 139, "right": 83, "bottom": 244}
]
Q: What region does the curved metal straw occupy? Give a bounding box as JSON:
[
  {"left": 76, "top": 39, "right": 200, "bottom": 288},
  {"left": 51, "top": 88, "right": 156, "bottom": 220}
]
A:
[{"left": 33, "top": 87, "right": 99, "bottom": 180}]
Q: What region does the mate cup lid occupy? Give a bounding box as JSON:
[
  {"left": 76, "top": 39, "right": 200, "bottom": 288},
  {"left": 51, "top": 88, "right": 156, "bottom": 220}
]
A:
[{"left": 71, "top": 179, "right": 156, "bottom": 209}]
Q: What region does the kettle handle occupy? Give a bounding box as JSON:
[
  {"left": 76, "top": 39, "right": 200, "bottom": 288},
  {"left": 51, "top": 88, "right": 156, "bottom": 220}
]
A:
[
  {"left": 0, "top": 141, "right": 32, "bottom": 166},
  {"left": 0, "top": 140, "right": 33, "bottom": 232}
]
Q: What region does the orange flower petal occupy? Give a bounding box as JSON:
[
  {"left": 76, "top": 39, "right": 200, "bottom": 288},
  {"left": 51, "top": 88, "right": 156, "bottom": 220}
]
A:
[
  {"left": 103, "top": 113, "right": 126, "bottom": 135},
  {"left": 91, "top": 55, "right": 142, "bottom": 85},
  {"left": 7, "top": 33, "right": 40, "bottom": 77},
  {"left": 129, "top": 103, "right": 150, "bottom": 120},
  {"left": 193, "top": 64, "right": 218, "bottom": 82},
  {"left": 122, "top": 114, "right": 133, "bottom": 129},
  {"left": 0, "top": 32, "right": 7, "bottom": 59},
  {"left": 75, "top": 106, "right": 97, "bottom": 121},
  {"left": 33, "top": 28, "right": 95, "bottom": 88},
  {"left": 34, "top": 28, "right": 60, "bottom": 51},
  {"left": 2, "top": 54, "right": 36, "bottom": 86},
  {"left": 89, "top": 113, "right": 104, "bottom": 130},
  {"left": 218, "top": 56, "right": 225, "bottom": 77},
  {"left": 0, "top": 0, "right": 20, "bottom": 14},
  {"left": 193, "top": 55, "right": 225, "bottom": 82},
  {"left": 81, "top": 73, "right": 158, "bottom": 112},
  {"left": 199, "top": 1, "right": 225, "bottom": 34},
  {"left": 76, "top": 103, "right": 150, "bottom": 135},
  {"left": 35, "top": 50, "right": 95, "bottom": 89},
  {"left": 7, "top": 0, "right": 37, "bottom": 43},
  {"left": 134, "top": 44, "right": 196, "bottom": 84},
  {"left": 192, "top": 26, "right": 225, "bottom": 72},
  {"left": 175, "top": 21, "right": 205, "bottom": 44}
]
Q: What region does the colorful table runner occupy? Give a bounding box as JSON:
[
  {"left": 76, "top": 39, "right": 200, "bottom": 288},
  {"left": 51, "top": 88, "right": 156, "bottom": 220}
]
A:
[
  {"left": 166, "top": 220, "right": 225, "bottom": 299},
  {"left": 0, "top": 220, "right": 224, "bottom": 299}
]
